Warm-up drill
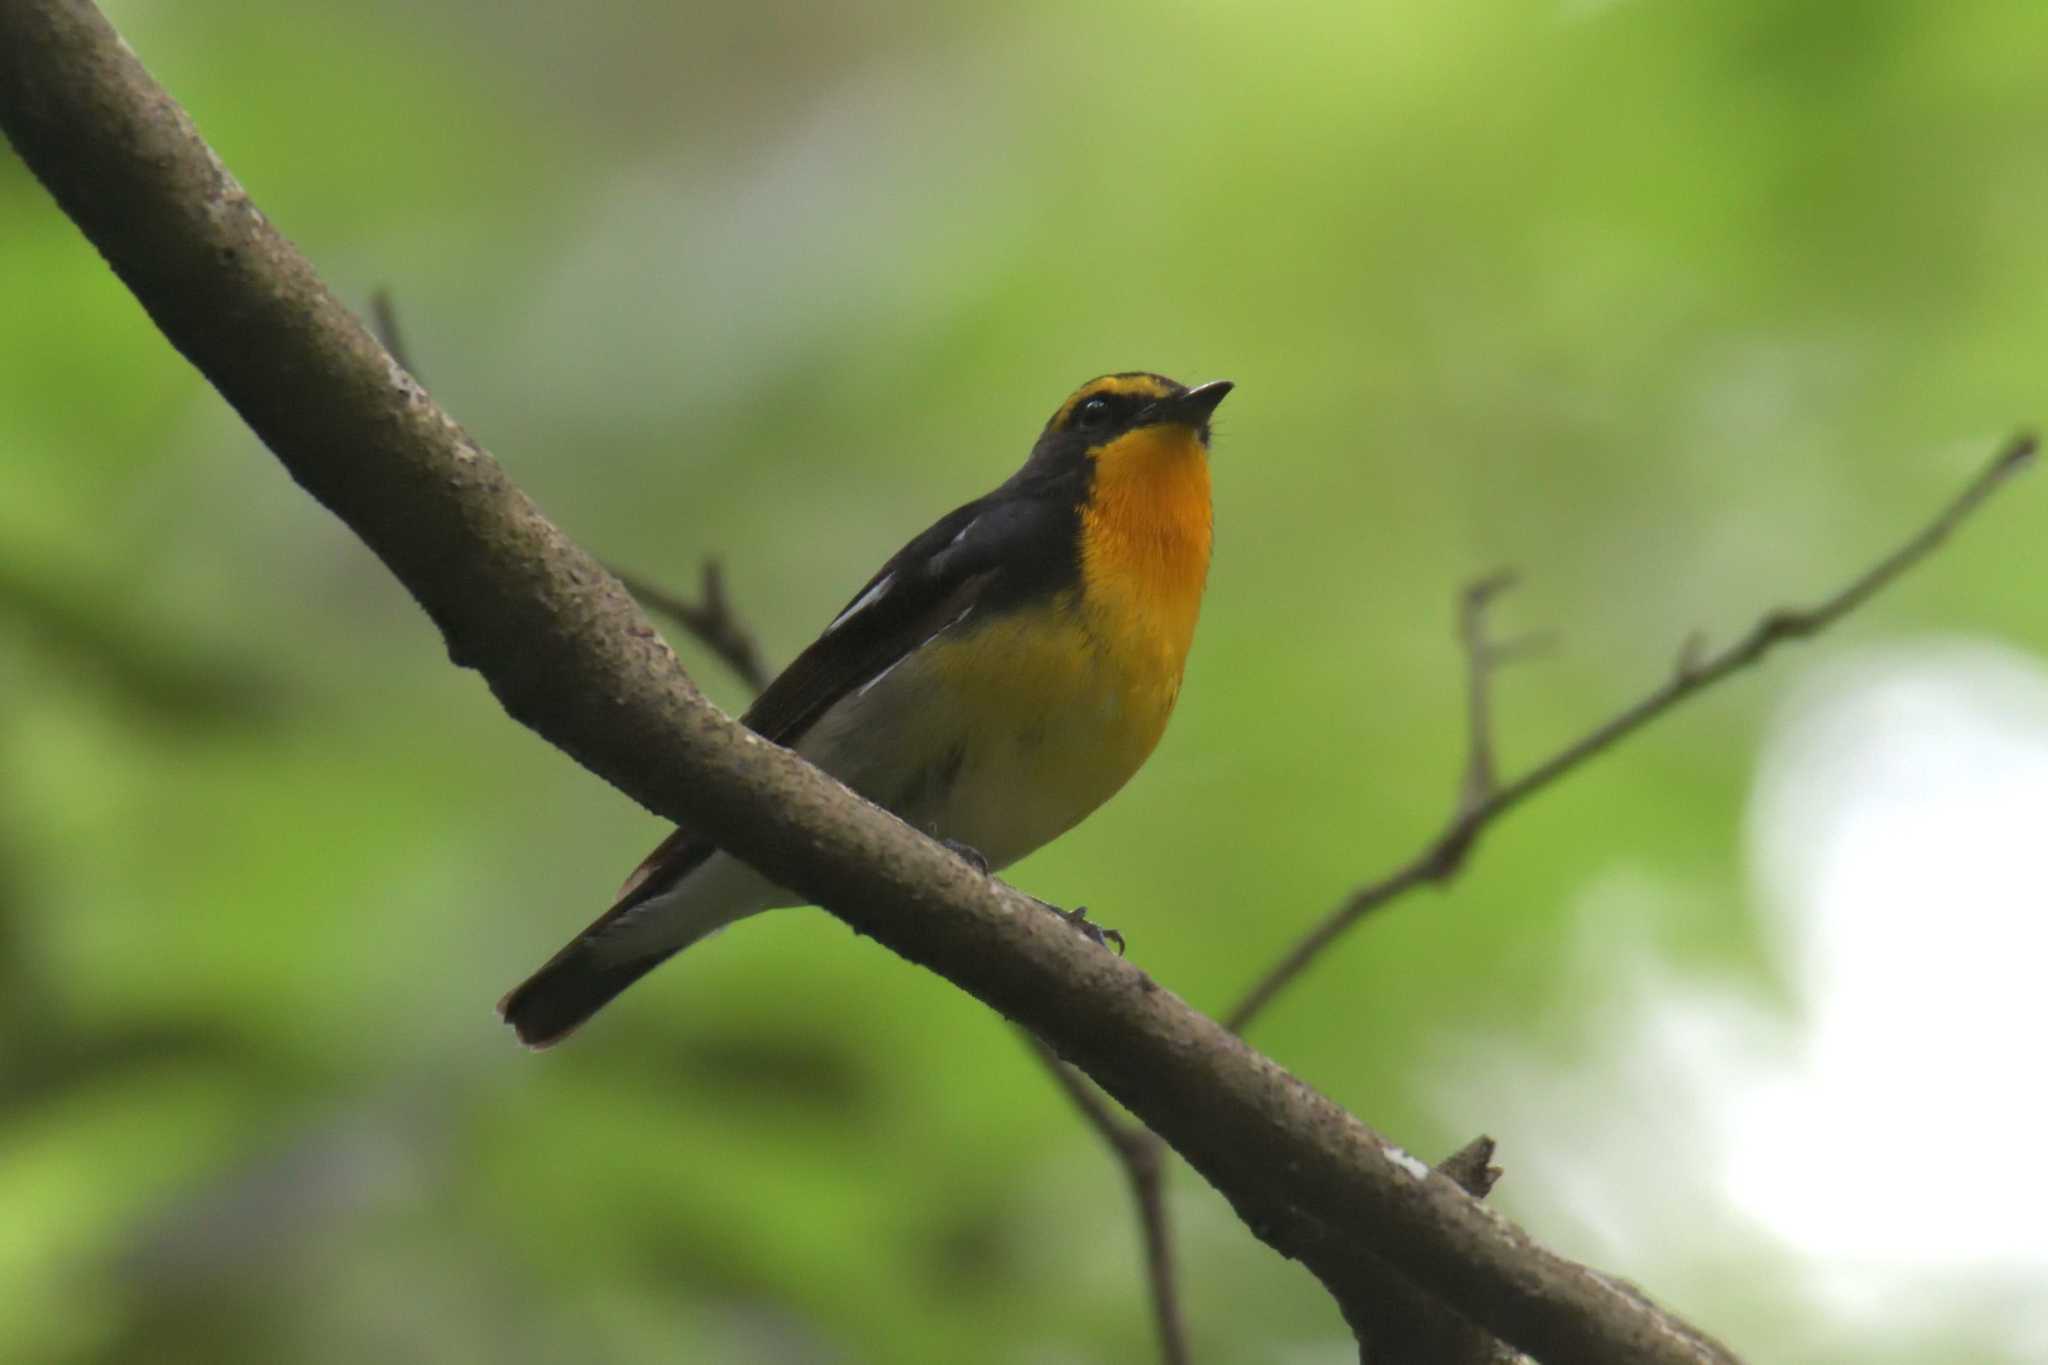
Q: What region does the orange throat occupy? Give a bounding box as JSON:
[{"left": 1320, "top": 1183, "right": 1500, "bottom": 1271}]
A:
[{"left": 1077, "top": 424, "right": 1214, "bottom": 717}]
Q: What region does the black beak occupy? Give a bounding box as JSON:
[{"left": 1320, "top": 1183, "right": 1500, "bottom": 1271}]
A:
[{"left": 1145, "top": 379, "right": 1234, "bottom": 432}]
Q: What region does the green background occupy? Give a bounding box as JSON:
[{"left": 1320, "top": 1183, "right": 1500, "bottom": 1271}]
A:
[{"left": 5, "top": 1, "right": 2046, "bottom": 1361}]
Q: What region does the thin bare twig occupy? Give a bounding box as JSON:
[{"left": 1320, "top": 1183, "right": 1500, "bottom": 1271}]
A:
[
  {"left": 368, "top": 288, "right": 413, "bottom": 376},
  {"left": 614, "top": 561, "right": 772, "bottom": 694},
  {"left": 363, "top": 290, "right": 773, "bottom": 697},
  {"left": 1455, "top": 570, "right": 1515, "bottom": 814},
  {"left": 1227, "top": 433, "right": 2038, "bottom": 1033},
  {"left": 1029, "top": 1036, "right": 1190, "bottom": 1365}
]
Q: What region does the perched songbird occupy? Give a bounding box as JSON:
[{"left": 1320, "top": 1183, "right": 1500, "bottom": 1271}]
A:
[{"left": 500, "top": 372, "right": 1232, "bottom": 1047}]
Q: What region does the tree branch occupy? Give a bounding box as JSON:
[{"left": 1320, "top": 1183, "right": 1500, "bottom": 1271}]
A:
[
  {"left": 1028, "top": 1038, "right": 1191, "bottom": 1365},
  {"left": 2, "top": 4, "right": 1921, "bottom": 1359},
  {"left": 1226, "top": 435, "right": 2035, "bottom": 1033},
  {"left": 610, "top": 561, "right": 773, "bottom": 694},
  {"left": 363, "top": 291, "right": 774, "bottom": 697}
]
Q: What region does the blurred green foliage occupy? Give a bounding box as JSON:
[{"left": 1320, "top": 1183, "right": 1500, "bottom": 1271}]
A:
[{"left": 4, "top": 0, "right": 2046, "bottom": 1361}]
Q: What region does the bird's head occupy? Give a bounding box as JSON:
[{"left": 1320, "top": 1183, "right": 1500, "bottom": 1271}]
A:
[{"left": 1023, "top": 372, "right": 1233, "bottom": 487}]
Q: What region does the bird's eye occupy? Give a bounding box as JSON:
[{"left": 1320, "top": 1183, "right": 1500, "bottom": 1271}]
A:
[{"left": 1075, "top": 396, "right": 1114, "bottom": 428}]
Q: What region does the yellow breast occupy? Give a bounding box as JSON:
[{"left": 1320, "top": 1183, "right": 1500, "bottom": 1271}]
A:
[{"left": 897, "top": 427, "right": 1212, "bottom": 866}]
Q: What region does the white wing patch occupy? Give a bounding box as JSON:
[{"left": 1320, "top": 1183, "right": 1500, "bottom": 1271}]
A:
[
  {"left": 853, "top": 652, "right": 907, "bottom": 700},
  {"left": 826, "top": 572, "right": 894, "bottom": 635},
  {"left": 854, "top": 606, "right": 973, "bottom": 699}
]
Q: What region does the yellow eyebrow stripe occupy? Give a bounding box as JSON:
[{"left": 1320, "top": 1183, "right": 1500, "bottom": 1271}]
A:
[{"left": 1049, "top": 372, "right": 1176, "bottom": 429}]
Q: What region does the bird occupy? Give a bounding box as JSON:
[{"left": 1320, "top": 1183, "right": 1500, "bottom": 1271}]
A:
[{"left": 500, "top": 372, "right": 1232, "bottom": 1047}]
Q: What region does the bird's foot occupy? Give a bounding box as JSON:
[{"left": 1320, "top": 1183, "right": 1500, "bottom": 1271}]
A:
[
  {"left": 942, "top": 839, "right": 992, "bottom": 877},
  {"left": 941, "top": 843, "right": 1122, "bottom": 953},
  {"left": 1041, "top": 901, "right": 1125, "bottom": 955}
]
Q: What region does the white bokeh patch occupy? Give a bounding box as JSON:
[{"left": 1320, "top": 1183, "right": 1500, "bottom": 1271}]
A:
[{"left": 1434, "top": 640, "right": 2048, "bottom": 1363}]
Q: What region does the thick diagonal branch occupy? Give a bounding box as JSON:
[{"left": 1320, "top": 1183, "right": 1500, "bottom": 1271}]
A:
[{"left": 4, "top": 5, "right": 1803, "bottom": 1359}]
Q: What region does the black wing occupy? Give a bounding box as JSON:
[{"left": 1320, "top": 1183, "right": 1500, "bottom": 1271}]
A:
[
  {"left": 614, "top": 488, "right": 1075, "bottom": 901},
  {"left": 738, "top": 491, "right": 1076, "bottom": 746}
]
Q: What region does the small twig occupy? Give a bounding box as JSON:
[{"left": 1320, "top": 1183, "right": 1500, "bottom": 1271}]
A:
[
  {"left": 1455, "top": 570, "right": 1515, "bottom": 813},
  {"left": 361, "top": 291, "right": 771, "bottom": 696},
  {"left": 367, "top": 287, "right": 414, "bottom": 376},
  {"left": 1227, "top": 432, "right": 2037, "bottom": 1034},
  {"left": 1436, "top": 1135, "right": 1502, "bottom": 1200},
  {"left": 1028, "top": 1035, "right": 1191, "bottom": 1365},
  {"left": 614, "top": 561, "right": 772, "bottom": 694},
  {"left": 1312, "top": 1136, "right": 1528, "bottom": 1364}
]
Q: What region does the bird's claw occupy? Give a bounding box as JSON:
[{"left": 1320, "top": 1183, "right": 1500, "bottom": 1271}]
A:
[
  {"left": 949, "top": 851, "right": 1122, "bottom": 954},
  {"left": 1053, "top": 903, "right": 1124, "bottom": 955},
  {"left": 942, "top": 839, "right": 992, "bottom": 877}
]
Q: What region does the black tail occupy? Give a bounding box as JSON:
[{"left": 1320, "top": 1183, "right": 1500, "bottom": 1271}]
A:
[
  {"left": 501, "top": 831, "right": 721, "bottom": 1047},
  {"left": 497, "top": 941, "right": 676, "bottom": 1049}
]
